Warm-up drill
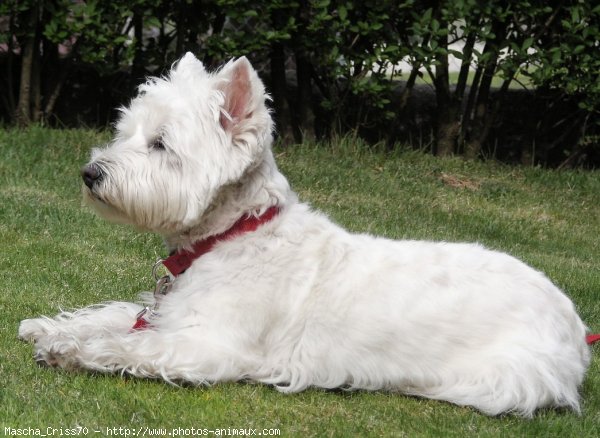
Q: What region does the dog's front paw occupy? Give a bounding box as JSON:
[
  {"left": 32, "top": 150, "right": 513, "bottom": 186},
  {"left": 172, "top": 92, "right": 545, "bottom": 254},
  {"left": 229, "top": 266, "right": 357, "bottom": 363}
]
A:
[
  {"left": 18, "top": 318, "right": 53, "bottom": 342},
  {"left": 33, "top": 335, "right": 81, "bottom": 370},
  {"left": 19, "top": 318, "right": 83, "bottom": 370},
  {"left": 34, "top": 347, "right": 62, "bottom": 368}
]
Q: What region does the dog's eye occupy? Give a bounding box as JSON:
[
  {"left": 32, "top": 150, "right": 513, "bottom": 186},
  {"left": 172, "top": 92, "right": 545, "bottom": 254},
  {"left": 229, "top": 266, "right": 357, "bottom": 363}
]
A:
[{"left": 150, "top": 138, "right": 166, "bottom": 151}]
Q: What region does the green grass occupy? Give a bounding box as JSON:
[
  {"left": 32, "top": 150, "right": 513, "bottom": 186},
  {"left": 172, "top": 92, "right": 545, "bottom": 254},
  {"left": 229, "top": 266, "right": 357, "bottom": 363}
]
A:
[{"left": 1, "top": 127, "right": 599, "bottom": 436}]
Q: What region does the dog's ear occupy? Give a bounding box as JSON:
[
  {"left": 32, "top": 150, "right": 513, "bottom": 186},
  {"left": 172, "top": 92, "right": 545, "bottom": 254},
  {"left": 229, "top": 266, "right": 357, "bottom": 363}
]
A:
[
  {"left": 217, "top": 57, "right": 262, "bottom": 132},
  {"left": 175, "top": 52, "right": 206, "bottom": 76}
]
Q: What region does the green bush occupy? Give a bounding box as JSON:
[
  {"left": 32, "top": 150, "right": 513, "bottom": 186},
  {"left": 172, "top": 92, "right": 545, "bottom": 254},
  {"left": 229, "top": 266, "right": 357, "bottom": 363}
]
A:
[{"left": 0, "top": 0, "right": 598, "bottom": 165}]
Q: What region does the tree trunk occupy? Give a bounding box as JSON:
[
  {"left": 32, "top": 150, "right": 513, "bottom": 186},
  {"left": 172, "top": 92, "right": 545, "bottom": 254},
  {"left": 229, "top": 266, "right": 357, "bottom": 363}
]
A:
[
  {"left": 292, "top": 0, "right": 316, "bottom": 142},
  {"left": 294, "top": 49, "right": 316, "bottom": 143},
  {"left": 465, "top": 101, "right": 493, "bottom": 160},
  {"left": 397, "top": 33, "right": 430, "bottom": 114},
  {"left": 455, "top": 31, "right": 476, "bottom": 102},
  {"left": 175, "top": 2, "right": 185, "bottom": 56},
  {"left": 464, "top": 63, "right": 496, "bottom": 159},
  {"left": 436, "top": 105, "right": 461, "bottom": 157},
  {"left": 131, "top": 8, "right": 145, "bottom": 89},
  {"left": 398, "top": 64, "right": 420, "bottom": 111},
  {"left": 31, "top": 33, "right": 42, "bottom": 123},
  {"left": 15, "top": 3, "right": 40, "bottom": 127},
  {"left": 43, "top": 59, "right": 69, "bottom": 121},
  {"left": 464, "top": 18, "right": 506, "bottom": 159},
  {"left": 461, "top": 63, "right": 482, "bottom": 144},
  {"left": 5, "top": 10, "right": 16, "bottom": 117},
  {"left": 453, "top": 30, "right": 477, "bottom": 152},
  {"left": 269, "top": 42, "right": 294, "bottom": 143},
  {"left": 432, "top": 14, "right": 459, "bottom": 156}
]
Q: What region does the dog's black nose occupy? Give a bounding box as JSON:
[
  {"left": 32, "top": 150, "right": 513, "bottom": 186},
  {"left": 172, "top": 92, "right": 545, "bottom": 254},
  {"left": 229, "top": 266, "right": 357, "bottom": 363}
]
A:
[{"left": 81, "top": 163, "right": 103, "bottom": 189}]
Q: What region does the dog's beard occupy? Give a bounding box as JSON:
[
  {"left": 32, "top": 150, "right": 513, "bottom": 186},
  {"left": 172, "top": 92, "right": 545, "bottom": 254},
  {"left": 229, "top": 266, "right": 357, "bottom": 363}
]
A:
[
  {"left": 82, "top": 175, "right": 200, "bottom": 234},
  {"left": 82, "top": 185, "right": 136, "bottom": 227}
]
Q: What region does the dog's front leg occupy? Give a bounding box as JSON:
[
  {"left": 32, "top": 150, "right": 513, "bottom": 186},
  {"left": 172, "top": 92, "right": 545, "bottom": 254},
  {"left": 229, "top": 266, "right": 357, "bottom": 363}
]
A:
[
  {"left": 20, "top": 309, "right": 253, "bottom": 383},
  {"left": 18, "top": 302, "right": 143, "bottom": 369},
  {"left": 46, "top": 324, "right": 253, "bottom": 384}
]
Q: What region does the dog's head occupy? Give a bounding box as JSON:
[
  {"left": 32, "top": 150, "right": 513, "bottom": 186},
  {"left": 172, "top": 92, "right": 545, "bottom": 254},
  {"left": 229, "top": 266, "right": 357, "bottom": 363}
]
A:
[{"left": 81, "top": 53, "right": 273, "bottom": 233}]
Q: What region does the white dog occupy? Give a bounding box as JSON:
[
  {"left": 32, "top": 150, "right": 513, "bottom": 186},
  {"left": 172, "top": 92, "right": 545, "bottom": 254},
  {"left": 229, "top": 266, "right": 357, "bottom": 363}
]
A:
[{"left": 19, "top": 53, "right": 591, "bottom": 417}]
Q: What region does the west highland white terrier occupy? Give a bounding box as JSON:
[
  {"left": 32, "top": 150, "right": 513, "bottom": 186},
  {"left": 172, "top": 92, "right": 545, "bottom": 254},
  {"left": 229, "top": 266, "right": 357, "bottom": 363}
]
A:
[{"left": 19, "top": 53, "right": 591, "bottom": 417}]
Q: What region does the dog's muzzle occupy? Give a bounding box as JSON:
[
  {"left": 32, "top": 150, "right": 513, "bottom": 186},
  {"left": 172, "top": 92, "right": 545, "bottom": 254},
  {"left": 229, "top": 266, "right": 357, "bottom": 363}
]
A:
[{"left": 81, "top": 163, "right": 104, "bottom": 189}]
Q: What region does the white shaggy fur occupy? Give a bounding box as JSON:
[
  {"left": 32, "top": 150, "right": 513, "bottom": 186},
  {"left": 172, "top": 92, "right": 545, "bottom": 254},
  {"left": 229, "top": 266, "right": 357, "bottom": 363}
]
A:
[{"left": 19, "top": 53, "right": 590, "bottom": 417}]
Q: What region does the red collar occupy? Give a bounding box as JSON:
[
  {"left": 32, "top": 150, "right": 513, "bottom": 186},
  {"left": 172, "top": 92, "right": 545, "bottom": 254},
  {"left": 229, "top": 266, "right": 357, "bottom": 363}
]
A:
[
  {"left": 162, "top": 206, "right": 280, "bottom": 276},
  {"left": 131, "top": 206, "right": 280, "bottom": 331}
]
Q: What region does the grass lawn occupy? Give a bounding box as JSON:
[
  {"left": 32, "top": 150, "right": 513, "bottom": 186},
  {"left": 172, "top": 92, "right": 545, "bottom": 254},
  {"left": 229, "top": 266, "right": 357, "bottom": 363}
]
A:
[
  {"left": 1, "top": 127, "right": 599, "bottom": 436},
  {"left": 399, "top": 70, "right": 533, "bottom": 90}
]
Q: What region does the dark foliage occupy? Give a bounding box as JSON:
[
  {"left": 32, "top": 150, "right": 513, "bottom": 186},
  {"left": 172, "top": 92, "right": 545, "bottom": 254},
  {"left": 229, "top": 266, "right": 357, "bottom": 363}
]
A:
[{"left": 0, "top": 0, "right": 598, "bottom": 166}]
